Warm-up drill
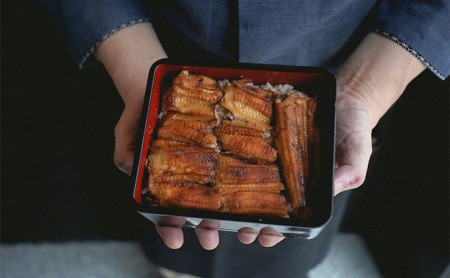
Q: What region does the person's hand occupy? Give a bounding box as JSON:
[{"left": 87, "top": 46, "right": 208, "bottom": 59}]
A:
[
  {"left": 333, "top": 32, "right": 425, "bottom": 195},
  {"left": 95, "top": 23, "right": 167, "bottom": 174},
  {"left": 333, "top": 86, "right": 373, "bottom": 194}
]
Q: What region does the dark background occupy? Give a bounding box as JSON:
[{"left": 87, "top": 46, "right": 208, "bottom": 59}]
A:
[
  {"left": 2, "top": 2, "right": 449, "bottom": 277},
  {"left": 1, "top": 1, "right": 153, "bottom": 241}
]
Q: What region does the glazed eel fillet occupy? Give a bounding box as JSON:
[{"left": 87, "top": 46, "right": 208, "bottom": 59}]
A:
[
  {"left": 149, "top": 180, "right": 287, "bottom": 217},
  {"left": 157, "top": 118, "right": 218, "bottom": 148},
  {"left": 217, "top": 154, "right": 288, "bottom": 217},
  {"left": 147, "top": 139, "right": 219, "bottom": 185},
  {"left": 217, "top": 80, "right": 277, "bottom": 163},
  {"left": 147, "top": 138, "right": 222, "bottom": 211},
  {"left": 220, "top": 79, "right": 273, "bottom": 127},
  {"left": 148, "top": 146, "right": 287, "bottom": 215},
  {"left": 158, "top": 70, "right": 221, "bottom": 148},
  {"left": 149, "top": 181, "right": 222, "bottom": 211},
  {"left": 275, "top": 93, "right": 314, "bottom": 209},
  {"left": 216, "top": 155, "right": 284, "bottom": 194},
  {"left": 167, "top": 70, "right": 223, "bottom": 121},
  {"left": 222, "top": 191, "right": 288, "bottom": 218}
]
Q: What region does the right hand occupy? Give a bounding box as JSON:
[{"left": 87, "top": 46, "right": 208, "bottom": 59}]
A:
[
  {"left": 334, "top": 88, "right": 373, "bottom": 194},
  {"left": 333, "top": 33, "right": 425, "bottom": 195},
  {"left": 95, "top": 23, "right": 167, "bottom": 174},
  {"left": 113, "top": 93, "right": 147, "bottom": 174}
]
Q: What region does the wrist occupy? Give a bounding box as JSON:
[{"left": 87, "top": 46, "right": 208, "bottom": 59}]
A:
[
  {"left": 337, "top": 32, "right": 425, "bottom": 128},
  {"left": 95, "top": 22, "right": 167, "bottom": 106}
]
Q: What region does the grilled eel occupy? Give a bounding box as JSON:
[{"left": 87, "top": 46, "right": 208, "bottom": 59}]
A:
[
  {"left": 149, "top": 181, "right": 222, "bottom": 211},
  {"left": 149, "top": 180, "right": 287, "bottom": 216},
  {"left": 217, "top": 80, "right": 277, "bottom": 163},
  {"left": 216, "top": 155, "right": 284, "bottom": 194},
  {"left": 167, "top": 70, "right": 223, "bottom": 121},
  {"left": 147, "top": 139, "right": 219, "bottom": 184},
  {"left": 221, "top": 191, "right": 288, "bottom": 218},
  {"left": 220, "top": 79, "right": 273, "bottom": 124},
  {"left": 275, "top": 93, "right": 314, "bottom": 209}
]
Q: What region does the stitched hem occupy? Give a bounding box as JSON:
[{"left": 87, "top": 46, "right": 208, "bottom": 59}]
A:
[
  {"left": 374, "top": 29, "right": 445, "bottom": 80},
  {"left": 78, "top": 18, "right": 151, "bottom": 69}
]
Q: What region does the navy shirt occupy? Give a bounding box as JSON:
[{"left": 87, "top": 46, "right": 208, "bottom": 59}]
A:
[{"left": 45, "top": 0, "right": 449, "bottom": 78}]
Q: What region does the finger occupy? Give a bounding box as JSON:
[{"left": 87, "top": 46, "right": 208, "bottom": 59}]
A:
[
  {"left": 334, "top": 164, "right": 366, "bottom": 195},
  {"left": 237, "top": 227, "right": 258, "bottom": 245},
  {"left": 113, "top": 146, "right": 134, "bottom": 175},
  {"left": 257, "top": 227, "right": 285, "bottom": 247},
  {"left": 195, "top": 220, "right": 221, "bottom": 250},
  {"left": 113, "top": 99, "right": 143, "bottom": 175},
  {"left": 156, "top": 217, "right": 187, "bottom": 249},
  {"left": 113, "top": 111, "right": 137, "bottom": 175},
  {"left": 334, "top": 134, "right": 371, "bottom": 195}
]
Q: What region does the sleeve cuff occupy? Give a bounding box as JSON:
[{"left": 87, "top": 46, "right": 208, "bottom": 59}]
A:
[
  {"left": 374, "top": 0, "right": 450, "bottom": 80},
  {"left": 46, "top": 0, "right": 151, "bottom": 69},
  {"left": 79, "top": 18, "right": 150, "bottom": 69},
  {"left": 374, "top": 29, "right": 446, "bottom": 81}
]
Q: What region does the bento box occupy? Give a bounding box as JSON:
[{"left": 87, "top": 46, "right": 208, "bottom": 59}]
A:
[{"left": 131, "top": 59, "right": 336, "bottom": 239}]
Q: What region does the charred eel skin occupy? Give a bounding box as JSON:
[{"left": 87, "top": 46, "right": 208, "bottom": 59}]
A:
[{"left": 275, "top": 93, "right": 313, "bottom": 209}]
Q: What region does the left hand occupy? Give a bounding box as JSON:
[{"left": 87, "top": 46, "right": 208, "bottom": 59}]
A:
[
  {"left": 95, "top": 23, "right": 168, "bottom": 174},
  {"left": 333, "top": 83, "right": 374, "bottom": 194},
  {"left": 333, "top": 32, "right": 425, "bottom": 195}
]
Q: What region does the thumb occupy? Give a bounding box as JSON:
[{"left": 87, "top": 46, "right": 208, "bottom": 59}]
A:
[
  {"left": 333, "top": 131, "right": 372, "bottom": 195},
  {"left": 113, "top": 103, "right": 142, "bottom": 175},
  {"left": 334, "top": 164, "right": 367, "bottom": 195}
]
